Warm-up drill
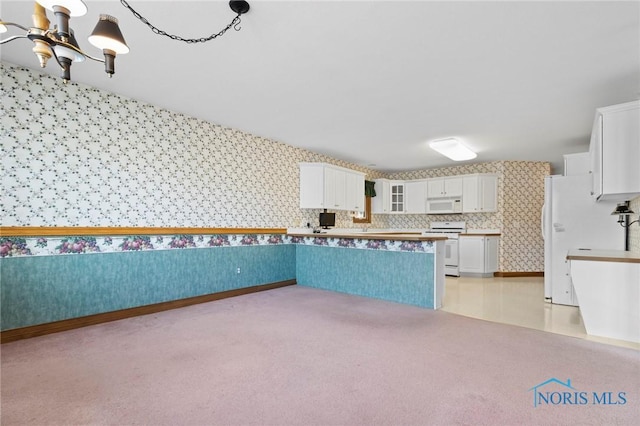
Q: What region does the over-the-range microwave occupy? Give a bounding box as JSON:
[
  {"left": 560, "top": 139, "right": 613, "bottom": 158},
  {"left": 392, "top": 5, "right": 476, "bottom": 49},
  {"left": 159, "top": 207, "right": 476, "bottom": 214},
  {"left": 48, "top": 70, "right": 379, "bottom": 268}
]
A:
[{"left": 426, "top": 198, "right": 462, "bottom": 214}]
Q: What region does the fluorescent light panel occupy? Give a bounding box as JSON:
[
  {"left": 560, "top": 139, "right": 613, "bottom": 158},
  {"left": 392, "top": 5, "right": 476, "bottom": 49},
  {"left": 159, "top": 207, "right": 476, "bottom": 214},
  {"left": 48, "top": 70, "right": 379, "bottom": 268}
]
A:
[{"left": 429, "top": 138, "right": 477, "bottom": 161}]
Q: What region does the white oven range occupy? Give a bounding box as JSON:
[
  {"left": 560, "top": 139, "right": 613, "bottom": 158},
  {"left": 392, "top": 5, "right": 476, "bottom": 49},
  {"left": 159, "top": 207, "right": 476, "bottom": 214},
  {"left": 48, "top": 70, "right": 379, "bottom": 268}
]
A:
[{"left": 422, "top": 221, "right": 466, "bottom": 277}]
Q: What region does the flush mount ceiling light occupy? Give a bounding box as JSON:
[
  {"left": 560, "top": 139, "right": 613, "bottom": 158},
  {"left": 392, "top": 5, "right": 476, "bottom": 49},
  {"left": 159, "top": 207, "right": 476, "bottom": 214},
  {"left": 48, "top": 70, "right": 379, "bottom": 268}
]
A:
[
  {"left": 429, "top": 138, "right": 477, "bottom": 161},
  {"left": 0, "top": 0, "right": 129, "bottom": 82},
  {"left": 119, "top": 0, "right": 250, "bottom": 44}
]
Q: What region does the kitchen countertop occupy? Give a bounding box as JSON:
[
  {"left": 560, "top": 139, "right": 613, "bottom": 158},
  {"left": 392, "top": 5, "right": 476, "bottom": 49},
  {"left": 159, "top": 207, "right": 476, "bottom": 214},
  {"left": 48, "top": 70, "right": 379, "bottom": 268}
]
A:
[
  {"left": 287, "top": 232, "right": 447, "bottom": 242},
  {"left": 567, "top": 249, "right": 640, "bottom": 264}
]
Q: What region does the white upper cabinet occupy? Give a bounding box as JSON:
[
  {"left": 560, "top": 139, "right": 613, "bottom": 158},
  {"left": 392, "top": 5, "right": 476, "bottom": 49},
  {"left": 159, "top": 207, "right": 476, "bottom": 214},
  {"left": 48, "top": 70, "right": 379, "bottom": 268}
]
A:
[
  {"left": 589, "top": 100, "right": 640, "bottom": 202},
  {"left": 427, "top": 177, "right": 463, "bottom": 198},
  {"left": 462, "top": 174, "right": 498, "bottom": 213},
  {"left": 371, "top": 179, "right": 405, "bottom": 213},
  {"left": 405, "top": 180, "right": 428, "bottom": 214},
  {"left": 323, "top": 166, "right": 347, "bottom": 210},
  {"left": 299, "top": 163, "right": 365, "bottom": 211},
  {"left": 371, "top": 178, "right": 390, "bottom": 214},
  {"left": 345, "top": 171, "right": 365, "bottom": 211},
  {"left": 299, "top": 163, "right": 325, "bottom": 209},
  {"left": 390, "top": 181, "right": 405, "bottom": 213}
]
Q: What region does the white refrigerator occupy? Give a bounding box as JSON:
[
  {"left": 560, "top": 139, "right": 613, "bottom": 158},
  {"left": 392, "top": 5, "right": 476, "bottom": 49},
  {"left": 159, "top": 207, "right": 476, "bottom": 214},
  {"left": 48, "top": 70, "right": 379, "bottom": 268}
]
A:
[{"left": 543, "top": 174, "right": 624, "bottom": 306}]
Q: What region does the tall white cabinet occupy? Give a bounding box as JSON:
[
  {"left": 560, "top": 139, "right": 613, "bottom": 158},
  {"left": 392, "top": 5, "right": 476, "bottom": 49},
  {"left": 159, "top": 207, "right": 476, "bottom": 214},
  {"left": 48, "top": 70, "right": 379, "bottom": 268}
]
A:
[
  {"left": 589, "top": 100, "right": 640, "bottom": 202},
  {"left": 299, "top": 163, "right": 365, "bottom": 211}
]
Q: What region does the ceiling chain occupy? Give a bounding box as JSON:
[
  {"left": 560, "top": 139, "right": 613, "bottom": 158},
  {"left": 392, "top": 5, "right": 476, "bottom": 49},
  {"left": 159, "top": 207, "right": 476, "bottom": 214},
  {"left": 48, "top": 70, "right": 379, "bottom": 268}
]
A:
[{"left": 119, "top": 0, "right": 243, "bottom": 44}]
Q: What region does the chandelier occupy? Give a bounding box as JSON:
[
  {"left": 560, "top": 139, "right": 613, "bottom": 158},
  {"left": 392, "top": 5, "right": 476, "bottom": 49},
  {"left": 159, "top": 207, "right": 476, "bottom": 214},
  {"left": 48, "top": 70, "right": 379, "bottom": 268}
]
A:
[
  {"left": 0, "top": 0, "right": 129, "bottom": 82},
  {"left": 0, "top": 1, "right": 251, "bottom": 83}
]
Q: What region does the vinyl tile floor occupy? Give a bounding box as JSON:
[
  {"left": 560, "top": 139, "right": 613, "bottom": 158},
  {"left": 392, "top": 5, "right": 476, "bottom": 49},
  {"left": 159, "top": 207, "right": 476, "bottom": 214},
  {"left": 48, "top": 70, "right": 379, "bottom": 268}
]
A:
[{"left": 441, "top": 276, "right": 640, "bottom": 350}]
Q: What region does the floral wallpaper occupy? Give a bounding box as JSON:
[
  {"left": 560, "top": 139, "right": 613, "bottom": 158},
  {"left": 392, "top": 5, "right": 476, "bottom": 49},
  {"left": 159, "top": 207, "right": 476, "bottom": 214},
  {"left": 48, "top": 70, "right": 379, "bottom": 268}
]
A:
[
  {"left": 1, "top": 62, "right": 381, "bottom": 230},
  {"left": 2, "top": 62, "right": 554, "bottom": 271}
]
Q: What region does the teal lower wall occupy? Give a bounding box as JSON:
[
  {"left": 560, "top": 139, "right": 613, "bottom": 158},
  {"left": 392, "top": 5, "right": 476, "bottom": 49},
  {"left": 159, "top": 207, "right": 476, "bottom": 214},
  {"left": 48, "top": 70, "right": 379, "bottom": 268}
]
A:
[
  {"left": 1, "top": 244, "right": 296, "bottom": 330},
  {"left": 295, "top": 245, "right": 435, "bottom": 308}
]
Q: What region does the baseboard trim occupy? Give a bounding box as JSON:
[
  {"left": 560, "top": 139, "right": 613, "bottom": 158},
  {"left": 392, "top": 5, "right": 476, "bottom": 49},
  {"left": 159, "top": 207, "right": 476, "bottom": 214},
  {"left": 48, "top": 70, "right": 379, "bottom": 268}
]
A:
[
  {"left": 1, "top": 280, "right": 297, "bottom": 344},
  {"left": 493, "top": 272, "right": 544, "bottom": 277}
]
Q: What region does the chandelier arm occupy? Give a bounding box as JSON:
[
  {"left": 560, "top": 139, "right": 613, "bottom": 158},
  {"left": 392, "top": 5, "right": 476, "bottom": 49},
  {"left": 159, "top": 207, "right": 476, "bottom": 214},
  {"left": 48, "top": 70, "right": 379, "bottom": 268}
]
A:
[
  {"left": 119, "top": 0, "right": 245, "bottom": 44},
  {"left": 0, "top": 21, "right": 31, "bottom": 32},
  {"left": 0, "top": 34, "right": 30, "bottom": 45}
]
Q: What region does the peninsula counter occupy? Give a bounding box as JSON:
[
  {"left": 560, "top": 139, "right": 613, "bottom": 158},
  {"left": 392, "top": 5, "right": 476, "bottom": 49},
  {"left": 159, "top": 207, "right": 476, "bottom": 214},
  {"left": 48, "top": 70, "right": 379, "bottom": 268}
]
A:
[{"left": 288, "top": 232, "right": 447, "bottom": 309}]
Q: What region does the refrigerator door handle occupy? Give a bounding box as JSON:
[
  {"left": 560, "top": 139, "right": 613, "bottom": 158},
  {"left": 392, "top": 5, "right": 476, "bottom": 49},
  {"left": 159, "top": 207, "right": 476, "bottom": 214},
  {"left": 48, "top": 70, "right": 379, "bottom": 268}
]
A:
[{"left": 541, "top": 204, "right": 546, "bottom": 240}]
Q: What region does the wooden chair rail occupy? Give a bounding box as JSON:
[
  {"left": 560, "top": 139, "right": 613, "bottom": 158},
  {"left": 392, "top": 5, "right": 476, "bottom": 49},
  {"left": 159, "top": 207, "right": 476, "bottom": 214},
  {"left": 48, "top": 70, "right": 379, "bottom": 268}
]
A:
[{"left": 0, "top": 227, "right": 288, "bottom": 237}]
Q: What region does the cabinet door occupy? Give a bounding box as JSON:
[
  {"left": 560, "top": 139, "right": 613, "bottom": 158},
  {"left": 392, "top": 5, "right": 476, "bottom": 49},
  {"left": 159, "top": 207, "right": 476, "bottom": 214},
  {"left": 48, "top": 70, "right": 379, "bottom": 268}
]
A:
[
  {"left": 444, "top": 177, "right": 463, "bottom": 197},
  {"left": 372, "top": 179, "right": 390, "bottom": 214},
  {"left": 299, "top": 164, "right": 325, "bottom": 209},
  {"left": 484, "top": 237, "right": 499, "bottom": 272},
  {"left": 405, "top": 181, "right": 427, "bottom": 213},
  {"left": 390, "top": 183, "right": 404, "bottom": 212},
  {"left": 345, "top": 172, "right": 365, "bottom": 211},
  {"left": 427, "top": 179, "right": 444, "bottom": 198},
  {"left": 324, "top": 167, "right": 346, "bottom": 209},
  {"left": 479, "top": 175, "right": 497, "bottom": 212},
  {"left": 601, "top": 106, "right": 640, "bottom": 198},
  {"left": 462, "top": 176, "right": 479, "bottom": 213},
  {"left": 589, "top": 116, "right": 603, "bottom": 199},
  {"left": 459, "top": 237, "right": 484, "bottom": 273}
]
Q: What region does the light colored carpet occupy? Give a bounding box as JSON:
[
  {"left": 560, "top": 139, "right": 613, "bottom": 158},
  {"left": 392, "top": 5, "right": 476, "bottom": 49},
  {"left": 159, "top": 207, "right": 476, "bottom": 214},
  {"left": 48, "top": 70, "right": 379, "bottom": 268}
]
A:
[{"left": 1, "top": 285, "right": 639, "bottom": 425}]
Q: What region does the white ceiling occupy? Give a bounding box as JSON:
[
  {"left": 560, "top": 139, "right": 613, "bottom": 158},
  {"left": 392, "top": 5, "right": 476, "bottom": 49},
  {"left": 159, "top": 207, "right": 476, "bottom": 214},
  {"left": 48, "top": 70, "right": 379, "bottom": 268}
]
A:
[{"left": 2, "top": 0, "right": 639, "bottom": 173}]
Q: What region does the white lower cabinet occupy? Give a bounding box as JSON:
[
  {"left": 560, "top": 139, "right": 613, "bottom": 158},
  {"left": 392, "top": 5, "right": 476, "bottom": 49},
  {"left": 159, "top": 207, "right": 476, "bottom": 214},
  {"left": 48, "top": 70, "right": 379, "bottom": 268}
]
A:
[{"left": 459, "top": 235, "right": 499, "bottom": 277}]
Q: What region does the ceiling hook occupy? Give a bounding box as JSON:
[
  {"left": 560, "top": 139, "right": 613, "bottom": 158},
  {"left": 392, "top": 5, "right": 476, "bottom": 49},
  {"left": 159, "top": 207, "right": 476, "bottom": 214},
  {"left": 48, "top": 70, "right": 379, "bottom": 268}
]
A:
[{"left": 233, "top": 17, "right": 242, "bottom": 32}]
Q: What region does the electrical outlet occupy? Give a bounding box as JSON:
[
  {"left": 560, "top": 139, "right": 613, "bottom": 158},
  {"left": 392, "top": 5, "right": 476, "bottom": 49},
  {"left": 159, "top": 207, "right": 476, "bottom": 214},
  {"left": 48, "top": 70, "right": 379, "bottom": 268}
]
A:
[{"left": 236, "top": 267, "right": 241, "bottom": 274}]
